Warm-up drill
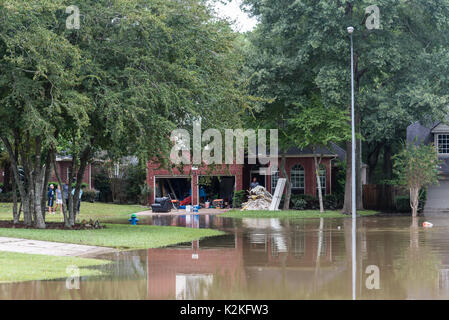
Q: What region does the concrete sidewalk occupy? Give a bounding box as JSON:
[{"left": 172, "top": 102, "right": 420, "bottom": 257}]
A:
[{"left": 0, "top": 237, "right": 117, "bottom": 257}]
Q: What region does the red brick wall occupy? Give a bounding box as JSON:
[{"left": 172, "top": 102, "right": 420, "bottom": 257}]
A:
[
  {"left": 244, "top": 157, "right": 333, "bottom": 196},
  {"left": 49, "top": 161, "right": 92, "bottom": 189},
  {"left": 147, "top": 156, "right": 333, "bottom": 205},
  {"left": 147, "top": 162, "right": 244, "bottom": 205}
]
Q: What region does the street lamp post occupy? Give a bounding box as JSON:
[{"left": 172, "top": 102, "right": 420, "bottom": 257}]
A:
[
  {"left": 347, "top": 26, "right": 356, "bottom": 220},
  {"left": 347, "top": 26, "right": 356, "bottom": 301}
]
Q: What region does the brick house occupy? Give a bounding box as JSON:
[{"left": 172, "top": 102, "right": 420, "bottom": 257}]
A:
[
  {"left": 0, "top": 156, "right": 95, "bottom": 191},
  {"left": 49, "top": 156, "right": 95, "bottom": 189},
  {"left": 146, "top": 143, "right": 345, "bottom": 206}
]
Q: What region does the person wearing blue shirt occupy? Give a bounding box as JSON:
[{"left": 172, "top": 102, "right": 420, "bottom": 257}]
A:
[{"left": 48, "top": 184, "right": 55, "bottom": 215}]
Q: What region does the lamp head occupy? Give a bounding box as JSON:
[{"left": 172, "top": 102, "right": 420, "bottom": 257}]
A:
[{"left": 347, "top": 26, "right": 354, "bottom": 34}]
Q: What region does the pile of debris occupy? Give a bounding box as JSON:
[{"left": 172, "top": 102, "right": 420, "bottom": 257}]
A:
[
  {"left": 241, "top": 186, "right": 273, "bottom": 211},
  {"left": 79, "top": 219, "right": 105, "bottom": 230}
]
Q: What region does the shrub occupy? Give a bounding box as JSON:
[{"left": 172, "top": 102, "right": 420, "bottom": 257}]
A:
[
  {"left": 418, "top": 188, "right": 427, "bottom": 213},
  {"left": 395, "top": 189, "right": 427, "bottom": 214},
  {"left": 73, "top": 182, "right": 88, "bottom": 189},
  {"left": 139, "top": 183, "right": 151, "bottom": 205},
  {"left": 323, "top": 194, "right": 343, "bottom": 210},
  {"left": 290, "top": 194, "right": 319, "bottom": 210},
  {"left": 124, "top": 165, "right": 147, "bottom": 203},
  {"left": 94, "top": 169, "right": 111, "bottom": 202},
  {"left": 291, "top": 197, "right": 307, "bottom": 210},
  {"left": 232, "top": 190, "right": 246, "bottom": 208},
  {"left": 0, "top": 192, "right": 13, "bottom": 202},
  {"left": 395, "top": 195, "right": 411, "bottom": 213},
  {"left": 81, "top": 189, "right": 97, "bottom": 203}
]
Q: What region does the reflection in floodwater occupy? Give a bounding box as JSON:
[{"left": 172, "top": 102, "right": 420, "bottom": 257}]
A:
[{"left": 2, "top": 215, "right": 449, "bottom": 299}]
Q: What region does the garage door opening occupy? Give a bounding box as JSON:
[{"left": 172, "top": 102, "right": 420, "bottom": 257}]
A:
[
  {"left": 155, "top": 177, "right": 191, "bottom": 203},
  {"left": 198, "top": 176, "right": 235, "bottom": 207}
]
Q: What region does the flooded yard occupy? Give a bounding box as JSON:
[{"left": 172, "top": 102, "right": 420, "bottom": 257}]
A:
[{"left": 1, "top": 214, "right": 449, "bottom": 300}]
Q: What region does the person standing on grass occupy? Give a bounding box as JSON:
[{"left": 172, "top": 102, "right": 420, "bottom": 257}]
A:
[
  {"left": 55, "top": 185, "right": 63, "bottom": 215},
  {"left": 48, "top": 184, "right": 55, "bottom": 215},
  {"left": 72, "top": 185, "right": 85, "bottom": 214}
]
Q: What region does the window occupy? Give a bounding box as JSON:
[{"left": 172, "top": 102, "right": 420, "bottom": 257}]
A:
[
  {"left": 271, "top": 171, "right": 279, "bottom": 192},
  {"left": 438, "top": 134, "right": 449, "bottom": 154},
  {"left": 291, "top": 165, "right": 305, "bottom": 190}
]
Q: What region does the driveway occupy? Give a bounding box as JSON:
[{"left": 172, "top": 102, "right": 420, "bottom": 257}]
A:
[{"left": 424, "top": 179, "right": 449, "bottom": 216}]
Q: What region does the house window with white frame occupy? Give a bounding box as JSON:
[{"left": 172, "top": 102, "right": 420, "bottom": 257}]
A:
[
  {"left": 291, "top": 164, "right": 305, "bottom": 192},
  {"left": 438, "top": 134, "right": 449, "bottom": 154}
]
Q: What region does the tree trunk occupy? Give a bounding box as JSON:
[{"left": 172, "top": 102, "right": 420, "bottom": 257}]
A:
[
  {"left": 68, "top": 157, "right": 76, "bottom": 227},
  {"left": 51, "top": 148, "right": 70, "bottom": 228},
  {"left": 313, "top": 153, "right": 324, "bottom": 213},
  {"left": 41, "top": 152, "right": 51, "bottom": 220},
  {"left": 12, "top": 176, "right": 19, "bottom": 224},
  {"left": 31, "top": 137, "right": 45, "bottom": 229},
  {"left": 280, "top": 153, "right": 291, "bottom": 210},
  {"left": 367, "top": 142, "right": 383, "bottom": 183},
  {"left": 342, "top": 141, "right": 353, "bottom": 214},
  {"left": 1, "top": 135, "right": 32, "bottom": 225},
  {"left": 33, "top": 176, "right": 46, "bottom": 229},
  {"left": 74, "top": 148, "right": 90, "bottom": 214},
  {"left": 410, "top": 187, "right": 420, "bottom": 218}
]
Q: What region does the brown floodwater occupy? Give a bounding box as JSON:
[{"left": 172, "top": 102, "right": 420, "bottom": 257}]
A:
[{"left": 1, "top": 214, "right": 449, "bottom": 300}]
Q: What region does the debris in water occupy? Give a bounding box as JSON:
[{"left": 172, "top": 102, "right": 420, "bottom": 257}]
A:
[
  {"left": 423, "top": 221, "right": 434, "bottom": 228},
  {"left": 241, "top": 186, "right": 273, "bottom": 211}
]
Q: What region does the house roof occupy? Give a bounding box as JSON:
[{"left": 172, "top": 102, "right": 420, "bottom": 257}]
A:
[
  {"left": 406, "top": 121, "right": 435, "bottom": 145},
  {"left": 247, "top": 143, "right": 346, "bottom": 162},
  {"left": 407, "top": 119, "right": 449, "bottom": 174},
  {"left": 284, "top": 142, "right": 346, "bottom": 161}
]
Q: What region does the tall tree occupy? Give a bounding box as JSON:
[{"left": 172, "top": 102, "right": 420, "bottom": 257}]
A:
[
  {"left": 289, "top": 101, "right": 351, "bottom": 212},
  {"left": 393, "top": 143, "right": 439, "bottom": 217},
  {"left": 0, "top": 0, "right": 87, "bottom": 228}
]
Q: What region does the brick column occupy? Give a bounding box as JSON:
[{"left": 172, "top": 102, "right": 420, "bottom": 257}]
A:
[{"left": 192, "top": 172, "right": 198, "bottom": 206}]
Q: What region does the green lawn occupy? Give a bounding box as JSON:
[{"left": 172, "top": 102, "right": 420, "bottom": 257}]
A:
[
  {"left": 0, "top": 223, "right": 224, "bottom": 249},
  {"left": 0, "top": 202, "right": 146, "bottom": 223},
  {"left": 0, "top": 251, "right": 111, "bottom": 283},
  {"left": 220, "top": 209, "right": 379, "bottom": 219}
]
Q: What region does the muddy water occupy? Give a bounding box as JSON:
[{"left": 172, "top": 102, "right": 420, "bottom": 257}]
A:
[{"left": 1, "top": 215, "right": 449, "bottom": 300}]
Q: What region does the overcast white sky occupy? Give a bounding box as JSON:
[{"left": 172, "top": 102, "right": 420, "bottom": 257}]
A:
[{"left": 214, "top": 0, "right": 258, "bottom": 32}]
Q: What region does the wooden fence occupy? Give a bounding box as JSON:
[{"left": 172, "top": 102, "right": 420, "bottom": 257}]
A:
[{"left": 363, "top": 184, "right": 403, "bottom": 211}]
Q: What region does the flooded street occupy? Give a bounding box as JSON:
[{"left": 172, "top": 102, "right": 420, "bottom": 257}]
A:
[{"left": 2, "top": 215, "right": 449, "bottom": 300}]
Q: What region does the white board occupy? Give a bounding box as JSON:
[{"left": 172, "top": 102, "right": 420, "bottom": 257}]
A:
[{"left": 269, "top": 178, "right": 286, "bottom": 211}]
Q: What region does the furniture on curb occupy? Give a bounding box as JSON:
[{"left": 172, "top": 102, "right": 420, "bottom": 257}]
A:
[{"left": 151, "top": 197, "right": 172, "bottom": 213}]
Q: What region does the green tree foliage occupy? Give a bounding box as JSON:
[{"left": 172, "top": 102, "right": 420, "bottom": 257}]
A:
[
  {"left": 289, "top": 101, "right": 351, "bottom": 212},
  {"left": 393, "top": 142, "right": 439, "bottom": 217},
  {"left": 0, "top": 0, "right": 248, "bottom": 228},
  {"left": 242, "top": 0, "right": 449, "bottom": 212}
]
